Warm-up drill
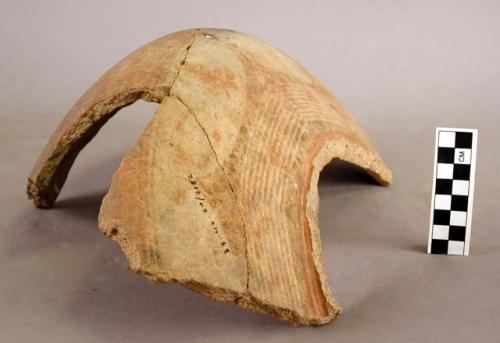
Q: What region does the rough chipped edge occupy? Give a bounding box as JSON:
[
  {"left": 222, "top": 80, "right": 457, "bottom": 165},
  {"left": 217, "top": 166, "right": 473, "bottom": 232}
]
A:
[
  {"left": 99, "top": 217, "right": 337, "bottom": 326},
  {"left": 99, "top": 213, "right": 310, "bottom": 325},
  {"left": 305, "top": 137, "right": 392, "bottom": 323},
  {"left": 27, "top": 32, "right": 200, "bottom": 208}
]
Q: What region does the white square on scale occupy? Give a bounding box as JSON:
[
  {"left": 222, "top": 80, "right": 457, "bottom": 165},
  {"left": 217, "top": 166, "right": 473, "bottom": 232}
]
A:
[
  {"left": 435, "top": 194, "right": 451, "bottom": 210},
  {"left": 450, "top": 211, "right": 467, "bottom": 226},
  {"left": 452, "top": 180, "right": 469, "bottom": 195},
  {"left": 454, "top": 149, "right": 471, "bottom": 164},
  {"left": 438, "top": 131, "right": 455, "bottom": 147},
  {"left": 432, "top": 225, "right": 449, "bottom": 240},
  {"left": 437, "top": 163, "right": 454, "bottom": 179},
  {"left": 448, "top": 240, "right": 465, "bottom": 255}
]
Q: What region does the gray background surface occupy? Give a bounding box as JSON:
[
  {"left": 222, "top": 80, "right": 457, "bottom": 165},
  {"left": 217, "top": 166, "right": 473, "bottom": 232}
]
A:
[{"left": 1, "top": 0, "right": 499, "bottom": 342}]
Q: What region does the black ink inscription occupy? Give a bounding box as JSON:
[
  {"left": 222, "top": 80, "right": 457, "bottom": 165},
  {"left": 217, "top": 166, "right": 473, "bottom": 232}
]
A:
[{"left": 188, "top": 173, "right": 230, "bottom": 254}]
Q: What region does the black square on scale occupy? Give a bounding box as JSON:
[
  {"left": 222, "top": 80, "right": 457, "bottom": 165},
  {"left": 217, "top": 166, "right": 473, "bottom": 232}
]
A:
[
  {"left": 451, "top": 195, "right": 468, "bottom": 211},
  {"left": 449, "top": 226, "right": 466, "bottom": 241},
  {"left": 435, "top": 179, "right": 453, "bottom": 194},
  {"left": 433, "top": 210, "right": 450, "bottom": 225},
  {"left": 438, "top": 147, "right": 455, "bottom": 163},
  {"left": 453, "top": 164, "right": 471, "bottom": 180},
  {"left": 455, "top": 132, "right": 473, "bottom": 149},
  {"left": 431, "top": 239, "right": 449, "bottom": 254}
]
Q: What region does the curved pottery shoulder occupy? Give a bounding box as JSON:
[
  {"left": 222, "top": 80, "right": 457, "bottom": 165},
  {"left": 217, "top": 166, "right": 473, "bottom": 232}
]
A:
[{"left": 28, "top": 29, "right": 392, "bottom": 326}]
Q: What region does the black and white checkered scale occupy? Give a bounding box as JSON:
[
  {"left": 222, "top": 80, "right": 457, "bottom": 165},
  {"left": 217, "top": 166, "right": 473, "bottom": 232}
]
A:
[{"left": 429, "top": 129, "right": 476, "bottom": 255}]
